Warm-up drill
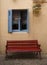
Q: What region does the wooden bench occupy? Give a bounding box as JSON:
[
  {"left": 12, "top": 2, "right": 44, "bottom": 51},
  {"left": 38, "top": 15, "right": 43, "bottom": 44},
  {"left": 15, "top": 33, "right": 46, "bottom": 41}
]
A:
[{"left": 6, "top": 40, "right": 41, "bottom": 59}]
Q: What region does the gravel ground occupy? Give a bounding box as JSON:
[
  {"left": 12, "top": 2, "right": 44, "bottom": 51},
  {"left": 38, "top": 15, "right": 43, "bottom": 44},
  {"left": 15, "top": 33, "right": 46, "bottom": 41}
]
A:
[{"left": 0, "top": 55, "right": 47, "bottom": 65}]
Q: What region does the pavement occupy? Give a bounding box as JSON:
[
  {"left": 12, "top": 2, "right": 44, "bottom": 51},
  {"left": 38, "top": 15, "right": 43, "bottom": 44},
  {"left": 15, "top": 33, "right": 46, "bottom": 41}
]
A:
[{"left": 0, "top": 55, "right": 47, "bottom": 65}]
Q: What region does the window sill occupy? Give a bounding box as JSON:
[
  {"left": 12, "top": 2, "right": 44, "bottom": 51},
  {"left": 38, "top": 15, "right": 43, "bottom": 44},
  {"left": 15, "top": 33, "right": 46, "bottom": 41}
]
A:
[{"left": 12, "top": 30, "right": 28, "bottom": 32}]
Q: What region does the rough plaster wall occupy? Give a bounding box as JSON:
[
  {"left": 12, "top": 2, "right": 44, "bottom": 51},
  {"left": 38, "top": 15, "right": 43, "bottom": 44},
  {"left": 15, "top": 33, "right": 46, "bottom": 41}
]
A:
[
  {"left": 0, "top": 0, "right": 1, "bottom": 52},
  {"left": 0, "top": 0, "right": 1, "bottom": 53},
  {"left": 33, "top": 3, "right": 47, "bottom": 56},
  {"left": 1, "top": 0, "right": 33, "bottom": 54},
  {"left": 0, "top": 0, "right": 47, "bottom": 57}
]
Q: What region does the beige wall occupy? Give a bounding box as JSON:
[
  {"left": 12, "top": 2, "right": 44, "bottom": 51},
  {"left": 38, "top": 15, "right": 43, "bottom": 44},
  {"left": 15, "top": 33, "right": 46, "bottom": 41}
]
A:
[
  {"left": 0, "top": 0, "right": 1, "bottom": 52},
  {"left": 0, "top": 0, "right": 47, "bottom": 56},
  {"left": 33, "top": 3, "right": 47, "bottom": 54},
  {"left": 0, "top": 0, "right": 1, "bottom": 53}
]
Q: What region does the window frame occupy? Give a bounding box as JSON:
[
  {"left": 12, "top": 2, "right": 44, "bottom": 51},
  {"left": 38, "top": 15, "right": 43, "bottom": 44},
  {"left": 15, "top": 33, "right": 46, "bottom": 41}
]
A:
[{"left": 8, "top": 9, "right": 29, "bottom": 33}]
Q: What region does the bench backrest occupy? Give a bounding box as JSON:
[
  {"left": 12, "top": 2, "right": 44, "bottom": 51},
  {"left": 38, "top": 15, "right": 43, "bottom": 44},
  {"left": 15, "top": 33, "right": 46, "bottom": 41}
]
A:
[
  {"left": 6, "top": 40, "right": 41, "bottom": 52},
  {"left": 6, "top": 40, "right": 39, "bottom": 46}
]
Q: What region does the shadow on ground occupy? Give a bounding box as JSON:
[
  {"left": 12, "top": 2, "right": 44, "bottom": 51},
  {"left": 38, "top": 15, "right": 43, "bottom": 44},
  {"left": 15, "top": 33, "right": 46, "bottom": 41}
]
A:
[{"left": 5, "top": 52, "right": 40, "bottom": 60}]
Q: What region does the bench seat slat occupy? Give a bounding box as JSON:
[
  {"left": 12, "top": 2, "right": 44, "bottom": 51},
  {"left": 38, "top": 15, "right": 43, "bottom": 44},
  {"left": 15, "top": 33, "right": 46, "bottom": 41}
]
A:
[
  {"left": 7, "top": 44, "right": 40, "bottom": 46},
  {"left": 7, "top": 48, "right": 41, "bottom": 52},
  {"left": 7, "top": 47, "right": 41, "bottom": 50},
  {"left": 8, "top": 46, "right": 40, "bottom": 48},
  {"left": 7, "top": 45, "right": 40, "bottom": 47}
]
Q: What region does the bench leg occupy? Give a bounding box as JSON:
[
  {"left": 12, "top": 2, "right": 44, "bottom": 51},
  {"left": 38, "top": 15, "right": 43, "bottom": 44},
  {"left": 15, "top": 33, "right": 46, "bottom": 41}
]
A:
[
  {"left": 38, "top": 52, "right": 41, "bottom": 59},
  {"left": 5, "top": 50, "right": 8, "bottom": 59}
]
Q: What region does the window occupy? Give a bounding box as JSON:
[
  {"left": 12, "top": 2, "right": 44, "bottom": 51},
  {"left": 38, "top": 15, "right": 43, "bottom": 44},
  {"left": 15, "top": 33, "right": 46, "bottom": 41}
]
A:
[{"left": 8, "top": 9, "right": 28, "bottom": 32}]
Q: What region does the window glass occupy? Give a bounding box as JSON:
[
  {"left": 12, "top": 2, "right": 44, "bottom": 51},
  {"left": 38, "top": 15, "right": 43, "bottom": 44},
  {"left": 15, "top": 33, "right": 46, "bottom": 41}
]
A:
[{"left": 12, "top": 10, "right": 20, "bottom": 30}]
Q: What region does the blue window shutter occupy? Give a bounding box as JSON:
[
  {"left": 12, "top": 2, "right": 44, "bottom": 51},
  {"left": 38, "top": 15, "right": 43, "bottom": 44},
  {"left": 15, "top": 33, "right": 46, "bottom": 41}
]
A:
[{"left": 8, "top": 10, "right": 12, "bottom": 33}]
